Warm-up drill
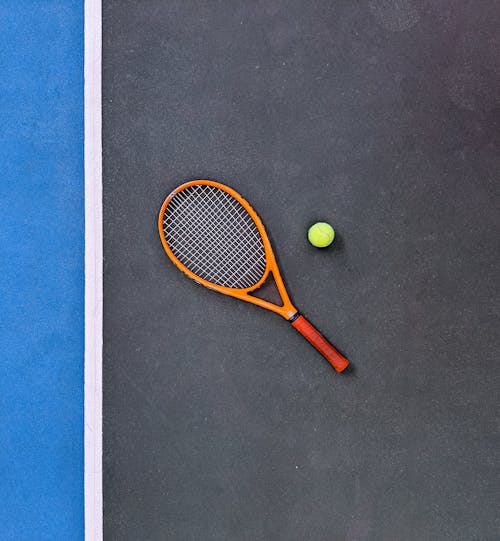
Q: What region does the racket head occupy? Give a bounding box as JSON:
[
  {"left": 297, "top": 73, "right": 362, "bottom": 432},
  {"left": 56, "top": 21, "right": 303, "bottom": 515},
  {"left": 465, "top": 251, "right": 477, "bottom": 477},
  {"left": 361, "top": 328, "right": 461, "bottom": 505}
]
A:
[{"left": 158, "top": 180, "right": 295, "bottom": 318}]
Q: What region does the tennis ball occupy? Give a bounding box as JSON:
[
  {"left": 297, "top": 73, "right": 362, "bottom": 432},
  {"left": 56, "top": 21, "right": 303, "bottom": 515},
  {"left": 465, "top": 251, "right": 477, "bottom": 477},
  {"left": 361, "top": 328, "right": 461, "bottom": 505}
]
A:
[{"left": 308, "top": 222, "right": 335, "bottom": 248}]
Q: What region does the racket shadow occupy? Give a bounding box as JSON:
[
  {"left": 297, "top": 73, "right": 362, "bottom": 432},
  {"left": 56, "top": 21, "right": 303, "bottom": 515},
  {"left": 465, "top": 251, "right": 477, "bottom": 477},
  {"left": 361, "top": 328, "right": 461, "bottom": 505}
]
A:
[{"left": 339, "top": 361, "right": 356, "bottom": 377}]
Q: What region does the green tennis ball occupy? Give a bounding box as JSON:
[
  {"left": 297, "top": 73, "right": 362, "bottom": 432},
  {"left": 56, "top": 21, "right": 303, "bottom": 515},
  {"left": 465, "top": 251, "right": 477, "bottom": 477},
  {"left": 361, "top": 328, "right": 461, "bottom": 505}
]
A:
[{"left": 308, "top": 222, "right": 335, "bottom": 248}]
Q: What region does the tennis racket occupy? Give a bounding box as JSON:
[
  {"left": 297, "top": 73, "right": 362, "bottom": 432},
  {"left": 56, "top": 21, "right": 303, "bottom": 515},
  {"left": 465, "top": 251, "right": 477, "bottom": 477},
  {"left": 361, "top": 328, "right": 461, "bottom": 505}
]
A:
[{"left": 158, "top": 180, "right": 349, "bottom": 372}]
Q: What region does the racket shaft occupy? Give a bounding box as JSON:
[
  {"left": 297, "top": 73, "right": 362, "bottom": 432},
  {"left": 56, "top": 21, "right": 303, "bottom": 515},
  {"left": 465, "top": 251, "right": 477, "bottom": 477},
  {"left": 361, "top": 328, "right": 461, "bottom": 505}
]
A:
[{"left": 291, "top": 315, "right": 349, "bottom": 372}]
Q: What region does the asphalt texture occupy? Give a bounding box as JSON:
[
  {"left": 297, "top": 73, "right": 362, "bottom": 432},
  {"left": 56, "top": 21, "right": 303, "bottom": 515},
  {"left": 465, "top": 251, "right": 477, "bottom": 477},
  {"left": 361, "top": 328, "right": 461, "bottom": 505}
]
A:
[{"left": 103, "top": 2, "right": 500, "bottom": 539}]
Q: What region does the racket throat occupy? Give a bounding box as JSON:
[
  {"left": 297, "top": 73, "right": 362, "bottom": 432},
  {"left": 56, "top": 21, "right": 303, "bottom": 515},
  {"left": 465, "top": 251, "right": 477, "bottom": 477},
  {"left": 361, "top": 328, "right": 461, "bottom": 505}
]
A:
[
  {"left": 248, "top": 270, "right": 283, "bottom": 306},
  {"left": 246, "top": 270, "right": 297, "bottom": 318}
]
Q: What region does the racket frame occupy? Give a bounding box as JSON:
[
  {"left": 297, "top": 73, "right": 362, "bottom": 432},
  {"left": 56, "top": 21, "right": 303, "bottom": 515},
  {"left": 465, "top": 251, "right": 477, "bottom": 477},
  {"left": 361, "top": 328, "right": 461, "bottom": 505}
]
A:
[{"left": 158, "top": 180, "right": 298, "bottom": 319}]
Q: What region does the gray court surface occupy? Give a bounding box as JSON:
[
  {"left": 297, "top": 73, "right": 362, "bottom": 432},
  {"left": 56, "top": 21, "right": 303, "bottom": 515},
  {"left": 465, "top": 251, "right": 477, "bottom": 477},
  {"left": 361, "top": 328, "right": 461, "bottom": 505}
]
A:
[{"left": 103, "top": 2, "right": 500, "bottom": 539}]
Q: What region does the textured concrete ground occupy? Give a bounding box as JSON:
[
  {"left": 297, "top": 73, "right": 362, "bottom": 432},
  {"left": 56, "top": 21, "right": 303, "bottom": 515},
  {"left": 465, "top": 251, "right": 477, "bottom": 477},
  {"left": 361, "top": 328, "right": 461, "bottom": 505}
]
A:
[{"left": 103, "top": 2, "right": 500, "bottom": 539}]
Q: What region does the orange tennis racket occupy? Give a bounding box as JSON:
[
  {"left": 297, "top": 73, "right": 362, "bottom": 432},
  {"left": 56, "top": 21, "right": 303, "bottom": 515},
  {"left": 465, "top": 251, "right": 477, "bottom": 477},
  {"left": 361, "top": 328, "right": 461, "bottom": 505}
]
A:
[{"left": 158, "top": 180, "right": 349, "bottom": 372}]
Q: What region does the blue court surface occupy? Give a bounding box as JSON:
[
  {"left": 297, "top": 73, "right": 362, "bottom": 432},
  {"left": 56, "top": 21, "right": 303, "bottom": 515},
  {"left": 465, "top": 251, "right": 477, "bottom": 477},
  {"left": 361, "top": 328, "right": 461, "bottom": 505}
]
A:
[{"left": 0, "top": 3, "right": 85, "bottom": 540}]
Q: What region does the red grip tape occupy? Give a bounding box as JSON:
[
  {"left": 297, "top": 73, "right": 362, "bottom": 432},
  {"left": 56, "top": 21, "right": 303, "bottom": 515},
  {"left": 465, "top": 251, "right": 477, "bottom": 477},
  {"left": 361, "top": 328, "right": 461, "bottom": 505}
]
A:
[{"left": 291, "top": 315, "right": 349, "bottom": 372}]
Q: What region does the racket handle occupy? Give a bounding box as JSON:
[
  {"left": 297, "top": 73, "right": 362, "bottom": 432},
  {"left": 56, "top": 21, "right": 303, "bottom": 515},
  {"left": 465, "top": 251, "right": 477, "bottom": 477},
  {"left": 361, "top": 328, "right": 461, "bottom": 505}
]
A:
[{"left": 290, "top": 315, "right": 349, "bottom": 372}]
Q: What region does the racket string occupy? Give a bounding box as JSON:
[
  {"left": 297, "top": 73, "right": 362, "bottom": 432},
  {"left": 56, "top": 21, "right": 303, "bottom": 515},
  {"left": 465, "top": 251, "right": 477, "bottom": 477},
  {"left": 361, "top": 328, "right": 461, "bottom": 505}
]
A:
[
  {"left": 211, "top": 188, "right": 263, "bottom": 245},
  {"left": 166, "top": 189, "right": 264, "bottom": 284},
  {"left": 164, "top": 193, "right": 264, "bottom": 287},
  {"left": 173, "top": 186, "right": 262, "bottom": 264},
  {"left": 185, "top": 188, "right": 265, "bottom": 286},
  {"left": 197, "top": 188, "right": 266, "bottom": 284},
  {"left": 166, "top": 196, "right": 265, "bottom": 287},
  {"left": 162, "top": 184, "right": 266, "bottom": 288}
]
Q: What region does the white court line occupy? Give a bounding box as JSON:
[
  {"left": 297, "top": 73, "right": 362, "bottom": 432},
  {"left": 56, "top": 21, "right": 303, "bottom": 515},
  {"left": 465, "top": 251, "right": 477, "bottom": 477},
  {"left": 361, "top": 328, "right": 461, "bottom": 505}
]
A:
[{"left": 84, "top": 0, "right": 103, "bottom": 539}]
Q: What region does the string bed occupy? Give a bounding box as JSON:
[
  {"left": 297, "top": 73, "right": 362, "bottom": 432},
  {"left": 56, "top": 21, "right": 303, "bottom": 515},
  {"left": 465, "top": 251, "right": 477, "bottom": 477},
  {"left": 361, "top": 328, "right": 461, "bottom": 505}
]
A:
[{"left": 162, "top": 184, "right": 266, "bottom": 288}]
